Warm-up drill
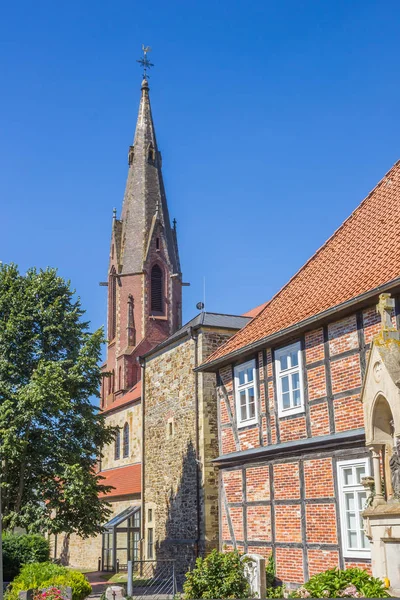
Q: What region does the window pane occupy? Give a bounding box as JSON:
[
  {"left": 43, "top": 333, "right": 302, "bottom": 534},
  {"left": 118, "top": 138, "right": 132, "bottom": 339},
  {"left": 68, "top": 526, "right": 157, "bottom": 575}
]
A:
[
  {"left": 248, "top": 401, "right": 256, "bottom": 419},
  {"left": 246, "top": 367, "right": 254, "bottom": 383},
  {"left": 240, "top": 391, "right": 246, "bottom": 406},
  {"left": 345, "top": 492, "right": 355, "bottom": 511},
  {"left": 291, "top": 372, "right": 300, "bottom": 390},
  {"left": 358, "top": 492, "right": 367, "bottom": 511},
  {"left": 238, "top": 370, "right": 245, "bottom": 386},
  {"left": 282, "top": 392, "right": 291, "bottom": 410},
  {"left": 356, "top": 466, "right": 366, "bottom": 484},
  {"left": 361, "top": 530, "right": 369, "bottom": 549},
  {"left": 289, "top": 348, "right": 299, "bottom": 368},
  {"left": 346, "top": 512, "right": 357, "bottom": 530},
  {"left": 293, "top": 388, "right": 301, "bottom": 406},
  {"left": 343, "top": 468, "right": 353, "bottom": 486},
  {"left": 248, "top": 387, "right": 255, "bottom": 418},
  {"left": 279, "top": 354, "right": 288, "bottom": 371},
  {"left": 348, "top": 530, "right": 358, "bottom": 549},
  {"left": 281, "top": 376, "right": 289, "bottom": 393},
  {"left": 241, "top": 403, "right": 247, "bottom": 421}
]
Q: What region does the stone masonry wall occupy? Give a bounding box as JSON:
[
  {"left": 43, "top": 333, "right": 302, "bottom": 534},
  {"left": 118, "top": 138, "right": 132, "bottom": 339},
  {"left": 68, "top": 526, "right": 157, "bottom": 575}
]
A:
[
  {"left": 101, "top": 402, "right": 142, "bottom": 470},
  {"left": 144, "top": 335, "right": 197, "bottom": 581},
  {"left": 144, "top": 327, "right": 236, "bottom": 582}
]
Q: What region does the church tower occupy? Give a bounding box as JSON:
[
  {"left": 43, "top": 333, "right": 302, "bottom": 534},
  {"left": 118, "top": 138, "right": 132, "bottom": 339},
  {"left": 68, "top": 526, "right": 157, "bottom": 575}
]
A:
[{"left": 101, "top": 77, "right": 182, "bottom": 410}]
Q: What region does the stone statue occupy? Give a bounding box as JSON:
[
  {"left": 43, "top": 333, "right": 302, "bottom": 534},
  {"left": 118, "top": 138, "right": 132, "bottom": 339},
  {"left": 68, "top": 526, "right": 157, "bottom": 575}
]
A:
[{"left": 390, "top": 443, "right": 400, "bottom": 500}]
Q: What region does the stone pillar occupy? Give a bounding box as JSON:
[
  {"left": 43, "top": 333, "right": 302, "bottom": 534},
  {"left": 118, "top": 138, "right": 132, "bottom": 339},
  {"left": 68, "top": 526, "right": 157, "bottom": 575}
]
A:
[
  {"left": 370, "top": 445, "right": 385, "bottom": 506},
  {"left": 242, "top": 554, "right": 266, "bottom": 599}
]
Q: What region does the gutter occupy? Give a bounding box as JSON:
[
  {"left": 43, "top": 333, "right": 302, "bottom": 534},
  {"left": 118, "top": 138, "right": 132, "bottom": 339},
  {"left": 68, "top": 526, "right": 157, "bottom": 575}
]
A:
[
  {"left": 188, "top": 327, "right": 201, "bottom": 557},
  {"left": 140, "top": 323, "right": 246, "bottom": 361},
  {"left": 195, "top": 277, "right": 400, "bottom": 373}
]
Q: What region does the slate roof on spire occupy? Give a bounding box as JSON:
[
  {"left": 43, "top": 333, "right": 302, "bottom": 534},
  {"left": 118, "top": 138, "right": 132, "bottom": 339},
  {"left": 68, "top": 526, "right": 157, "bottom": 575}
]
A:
[
  {"left": 118, "top": 79, "right": 180, "bottom": 274},
  {"left": 201, "top": 160, "right": 400, "bottom": 368}
]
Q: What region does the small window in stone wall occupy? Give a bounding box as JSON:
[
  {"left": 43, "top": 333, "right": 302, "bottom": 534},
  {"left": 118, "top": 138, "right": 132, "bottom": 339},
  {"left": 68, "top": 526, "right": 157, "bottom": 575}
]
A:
[
  {"left": 148, "top": 508, "right": 153, "bottom": 522},
  {"left": 166, "top": 418, "right": 174, "bottom": 439}
]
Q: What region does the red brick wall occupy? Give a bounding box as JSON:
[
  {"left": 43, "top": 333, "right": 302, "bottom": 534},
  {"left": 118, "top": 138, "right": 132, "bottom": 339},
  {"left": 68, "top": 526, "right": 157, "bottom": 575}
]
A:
[
  {"left": 274, "top": 463, "right": 300, "bottom": 499},
  {"left": 275, "top": 504, "right": 302, "bottom": 543},
  {"left": 308, "top": 549, "right": 340, "bottom": 576},
  {"left": 304, "top": 457, "right": 334, "bottom": 498},
  {"left": 246, "top": 465, "right": 270, "bottom": 501},
  {"left": 305, "top": 504, "right": 337, "bottom": 544},
  {"left": 275, "top": 548, "right": 304, "bottom": 584}
]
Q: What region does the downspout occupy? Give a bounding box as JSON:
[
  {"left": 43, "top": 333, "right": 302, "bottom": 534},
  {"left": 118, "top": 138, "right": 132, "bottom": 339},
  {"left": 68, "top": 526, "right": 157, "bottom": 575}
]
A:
[
  {"left": 139, "top": 356, "right": 146, "bottom": 558},
  {"left": 189, "top": 327, "right": 201, "bottom": 557}
]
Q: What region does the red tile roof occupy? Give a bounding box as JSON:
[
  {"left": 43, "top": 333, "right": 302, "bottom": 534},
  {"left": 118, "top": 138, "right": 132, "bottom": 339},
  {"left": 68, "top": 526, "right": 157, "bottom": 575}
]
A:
[
  {"left": 98, "top": 463, "right": 141, "bottom": 498},
  {"left": 204, "top": 161, "right": 400, "bottom": 366},
  {"left": 101, "top": 381, "right": 142, "bottom": 414},
  {"left": 242, "top": 302, "right": 269, "bottom": 318}
]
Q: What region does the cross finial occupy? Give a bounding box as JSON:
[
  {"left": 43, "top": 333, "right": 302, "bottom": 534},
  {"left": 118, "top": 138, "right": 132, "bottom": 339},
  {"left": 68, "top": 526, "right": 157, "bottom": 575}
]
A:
[
  {"left": 173, "top": 218, "right": 177, "bottom": 230},
  {"left": 376, "top": 293, "right": 398, "bottom": 340},
  {"left": 137, "top": 44, "right": 154, "bottom": 80},
  {"left": 113, "top": 207, "right": 117, "bottom": 220}
]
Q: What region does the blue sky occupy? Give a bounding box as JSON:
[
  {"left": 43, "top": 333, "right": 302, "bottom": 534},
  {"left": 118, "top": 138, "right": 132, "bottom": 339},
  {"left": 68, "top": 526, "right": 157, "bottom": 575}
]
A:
[{"left": 1, "top": 0, "right": 400, "bottom": 337}]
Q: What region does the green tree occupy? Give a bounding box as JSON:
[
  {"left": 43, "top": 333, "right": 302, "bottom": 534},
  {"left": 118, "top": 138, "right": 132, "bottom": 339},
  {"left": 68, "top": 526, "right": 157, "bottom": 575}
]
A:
[{"left": 0, "top": 264, "right": 115, "bottom": 536}]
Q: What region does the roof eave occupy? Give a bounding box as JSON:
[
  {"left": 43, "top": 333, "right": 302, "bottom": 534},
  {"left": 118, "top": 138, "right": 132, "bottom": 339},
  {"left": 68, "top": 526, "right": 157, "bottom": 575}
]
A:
[
  {"left": 196, "top": 276, "right": 400, "bottom": 373},
  {"left": 213, "top": 428, "right": 365, "bottom": 467}
]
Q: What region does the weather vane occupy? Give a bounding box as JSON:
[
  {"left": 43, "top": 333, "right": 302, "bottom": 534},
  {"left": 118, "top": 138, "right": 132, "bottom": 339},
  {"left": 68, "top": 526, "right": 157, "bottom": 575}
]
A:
[{"left": 137, "top": 45, "right": 154, "bottom": 79}]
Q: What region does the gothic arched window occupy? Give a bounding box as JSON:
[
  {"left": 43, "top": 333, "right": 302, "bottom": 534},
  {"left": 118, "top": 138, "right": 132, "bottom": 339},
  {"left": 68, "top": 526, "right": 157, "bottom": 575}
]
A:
[
  {"left": 109, "top": 267, "right": 117, "bottom": 340},
  {"left": 123, "top": 422, "right": 129, "bottom": 458},
  {"left": 114, "top": 428, "right": 121, "bottom": 460},
  {"left": 151, "top": 264, "right": 163, "bottom": 314}
]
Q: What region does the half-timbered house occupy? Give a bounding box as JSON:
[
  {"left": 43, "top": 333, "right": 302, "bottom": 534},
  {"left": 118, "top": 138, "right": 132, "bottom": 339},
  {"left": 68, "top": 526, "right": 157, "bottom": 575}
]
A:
[{"left": 197, "top": 161, "right": 400, "bottom": 586}]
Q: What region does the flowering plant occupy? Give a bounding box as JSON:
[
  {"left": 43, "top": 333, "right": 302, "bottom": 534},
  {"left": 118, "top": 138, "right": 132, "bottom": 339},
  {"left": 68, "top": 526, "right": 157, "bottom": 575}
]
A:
[{"left": 33, "top": 587, "right": 67, "bottom": 600}]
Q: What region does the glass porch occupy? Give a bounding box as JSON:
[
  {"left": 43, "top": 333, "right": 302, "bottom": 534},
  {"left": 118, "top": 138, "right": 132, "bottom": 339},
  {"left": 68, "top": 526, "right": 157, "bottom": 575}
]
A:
[{"left": 102, "top": 506, "right": 141, "bottom": 572}]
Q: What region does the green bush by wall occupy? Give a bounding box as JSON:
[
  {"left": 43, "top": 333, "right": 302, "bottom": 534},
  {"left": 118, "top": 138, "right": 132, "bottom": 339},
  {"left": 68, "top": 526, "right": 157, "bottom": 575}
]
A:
[
  {"left": 183, "top": 549, "right": 250, "bottom": 599},
  {"left": 3, "top": 534, "right": 50, "bottom": 581}
]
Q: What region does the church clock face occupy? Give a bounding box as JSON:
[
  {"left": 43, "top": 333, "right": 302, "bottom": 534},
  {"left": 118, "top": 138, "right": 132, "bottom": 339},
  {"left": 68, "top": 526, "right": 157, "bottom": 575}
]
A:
[{"left": 373, "top": 361, "right": 382, "bottom": 383}]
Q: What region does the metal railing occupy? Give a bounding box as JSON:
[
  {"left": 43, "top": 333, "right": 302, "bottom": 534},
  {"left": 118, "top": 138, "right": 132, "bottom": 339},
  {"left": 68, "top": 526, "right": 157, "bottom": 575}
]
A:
[{"left": 127, "top": 560, "right": 176, "bottom": 599}]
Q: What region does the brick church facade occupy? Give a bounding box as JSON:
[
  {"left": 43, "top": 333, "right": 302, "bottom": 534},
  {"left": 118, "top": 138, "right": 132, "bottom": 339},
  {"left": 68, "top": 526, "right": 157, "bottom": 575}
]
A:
[
  {"left": 56, "top": 75, "right": 263, "bottom": 572},
  {"left": 53, "top": 76, "right": 184, "bottom": 569},
  {"left": 197, "top": 161, "right": 400, "bottom": 586}
]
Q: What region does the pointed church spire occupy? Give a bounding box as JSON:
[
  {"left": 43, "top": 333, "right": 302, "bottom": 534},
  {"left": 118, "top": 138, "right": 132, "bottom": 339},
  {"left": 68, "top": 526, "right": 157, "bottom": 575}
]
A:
[{"left": 118, "top": 76, "right": 180, "bottom": 276}]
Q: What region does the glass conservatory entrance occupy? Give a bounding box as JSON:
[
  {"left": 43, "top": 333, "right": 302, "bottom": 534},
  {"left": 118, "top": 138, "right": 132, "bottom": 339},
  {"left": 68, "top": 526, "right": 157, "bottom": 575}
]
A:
[{"left": 102, "top": 506, "right": 140, "bottom": 572}]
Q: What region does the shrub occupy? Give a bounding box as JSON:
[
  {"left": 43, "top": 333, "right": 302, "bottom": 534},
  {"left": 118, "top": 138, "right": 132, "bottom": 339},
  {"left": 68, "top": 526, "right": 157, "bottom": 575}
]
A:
[
  {"left": 3, "top": 534, "right": 50, "bottom": 581},
  {"left": 299, "top": 567, "right": 390, "bottom": 598},
  {"left": 5, "top": 563, "right": 91, "bottom": 600},
  {"left": 183, "top": 549, "right": 250, "bottom": 599},
  {"left": 266, "top": 553, "right": 275, "bottom": 589}
]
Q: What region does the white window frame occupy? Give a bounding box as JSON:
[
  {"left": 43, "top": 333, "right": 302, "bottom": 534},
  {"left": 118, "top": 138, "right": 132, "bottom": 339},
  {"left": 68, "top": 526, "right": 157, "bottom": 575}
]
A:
[
  {"left": 337, "top": 458, "right": 371, "bottom": 559},
  {"left": 275, "top": 341, "right": 305, "bottom": 417},
  {"left": 234, "top": 359, "right": 258, "bottom": 429}
]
